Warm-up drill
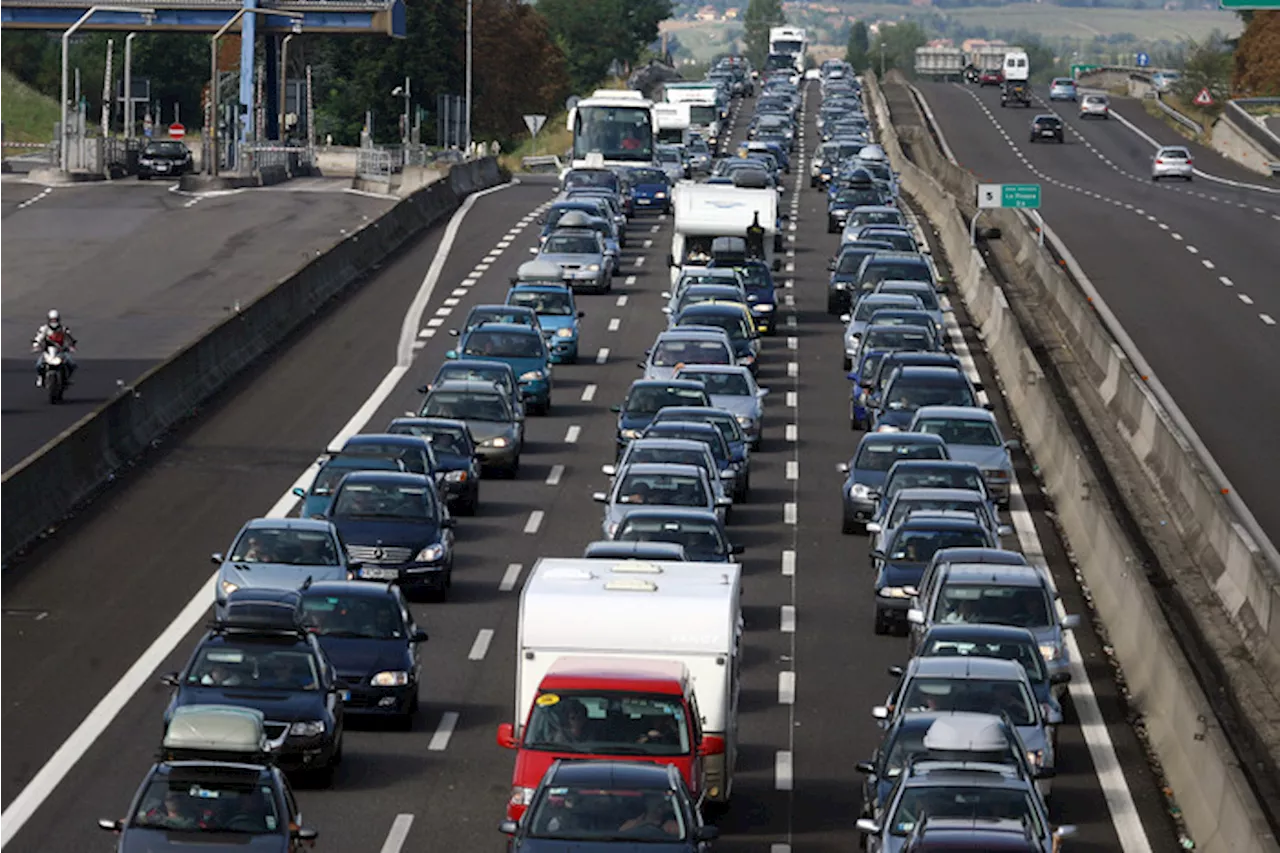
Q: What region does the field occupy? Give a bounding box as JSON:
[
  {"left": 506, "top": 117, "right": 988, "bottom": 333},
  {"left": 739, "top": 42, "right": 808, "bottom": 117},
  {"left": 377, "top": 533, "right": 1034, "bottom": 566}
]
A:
[{"left": 2, "top": 70, "right": 59, "bottom": 145}]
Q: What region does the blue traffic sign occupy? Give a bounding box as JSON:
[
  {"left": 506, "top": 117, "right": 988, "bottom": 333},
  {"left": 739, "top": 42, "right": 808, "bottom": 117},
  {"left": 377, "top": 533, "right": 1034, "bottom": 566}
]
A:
[{"left": 1136, "top": 52, "right": 1150, "bottom": 67}]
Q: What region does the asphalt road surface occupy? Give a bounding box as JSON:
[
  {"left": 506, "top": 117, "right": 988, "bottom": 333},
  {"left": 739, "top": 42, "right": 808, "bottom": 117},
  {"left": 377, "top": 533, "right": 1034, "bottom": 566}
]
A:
[
  {"left": 0, "top": 86, "right": 1181, "bottom": 852},
  {"left": 915, "top": 79, "right": 1280, "bottom": 552},
  {"left": 0, "top": 177, "right": 395, "bottom": 470}
]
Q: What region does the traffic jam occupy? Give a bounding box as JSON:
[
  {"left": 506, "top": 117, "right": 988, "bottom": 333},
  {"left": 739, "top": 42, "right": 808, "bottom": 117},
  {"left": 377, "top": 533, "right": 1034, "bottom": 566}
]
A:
[{"left": 94, "top": 51, "right": 1082, "bottom": 853}]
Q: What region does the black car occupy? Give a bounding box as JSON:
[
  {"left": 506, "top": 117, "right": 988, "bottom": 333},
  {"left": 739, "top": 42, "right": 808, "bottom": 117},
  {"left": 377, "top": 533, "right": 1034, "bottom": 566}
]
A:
[
  {"left": 612, "top": 380, "right": 711, "bottom": 456},
  {"left": 300, "top": 581, "right": 429, "bottom": 727},
  {"left": 827, "top": 241, "right": 895, "bottom": 315},
  {"left": 326, "top": 470, "right": 456, "bottom": 600},
  {"left": 1029, "top": 114, "right": 1064, "bottom": 143},
  {"left": 160, "top": 589, "right": 345, "bottom": 784},
  {"left": 500, "top": 760, "right": 718, "bottom": 851},
  {"left": 137, "top": 140, "right": 192, "bottom": 179},
  {"left": 828, "top": 188, "right": 883, "bottom": 233},
  {"left": 386, "top": 417, "right": 482, "bottom": 515},
  {"left": 100, "top": 705, "right": 318, "bottom": 852}
]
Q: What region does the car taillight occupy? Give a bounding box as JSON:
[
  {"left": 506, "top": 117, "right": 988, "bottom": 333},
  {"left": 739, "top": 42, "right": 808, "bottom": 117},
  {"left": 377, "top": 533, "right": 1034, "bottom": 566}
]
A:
[
  {"left": 1155, "top": 159, "right": 1163, "bottom": 164},
  {"left": 1187, "top": 158, "right": 1193, "bottom": 164}
]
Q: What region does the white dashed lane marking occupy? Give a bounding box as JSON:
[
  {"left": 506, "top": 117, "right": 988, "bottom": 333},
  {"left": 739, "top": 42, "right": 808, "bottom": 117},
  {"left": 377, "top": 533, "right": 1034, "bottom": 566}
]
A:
[{"left": 499, "top": 563, "right": 523, "bottom": 592}]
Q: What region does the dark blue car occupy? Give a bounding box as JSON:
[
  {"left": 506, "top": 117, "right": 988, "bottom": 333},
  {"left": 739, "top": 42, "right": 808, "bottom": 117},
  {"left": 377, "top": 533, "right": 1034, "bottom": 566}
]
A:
[
  {"left": 385, "top": 417, "right": 482, "bottom": 515},
  {"left": 709, "top": 258, "right": 778, "bottom": 335},
  {"left": 611, "top": 380, "right": 711, "bottom": 456},
  {"left": 625, "top": 166, "right": 672, "bottom": 214},
  {"left": 870, "top": 365, "right": 984, "bottom": 433}
]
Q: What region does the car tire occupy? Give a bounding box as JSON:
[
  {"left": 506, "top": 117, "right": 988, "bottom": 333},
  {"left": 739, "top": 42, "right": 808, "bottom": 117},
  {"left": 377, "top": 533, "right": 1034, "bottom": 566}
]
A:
[
  {"left": 1029, "top": 136, "right": 1036, "bottom": 143},
  {"left": 506, "top": 458, "right": 520, "bottom": 479},
  {"left": 1152, "top": 175, "right": 1159, "bottom": 182},
  {"left": 842, "top": 355, "right": 852, "bottom": 372},
  {"left": 827, "top": 296, "right": 841, "bottom": 316},
  {"left": 872, "top": 611, "right": 891, "bottom": 635},
  {"left": 1185, "top": 175, "right": 1193, "bottom": 182},
  {"left": 827, "top": 220, "right": 837, "bottom": 233},
  {"left": 458, "top": 491, "right": 478, "bottom": 516},
  {"left": 842, "top": 516, "right": 860, "bottom": 535}
]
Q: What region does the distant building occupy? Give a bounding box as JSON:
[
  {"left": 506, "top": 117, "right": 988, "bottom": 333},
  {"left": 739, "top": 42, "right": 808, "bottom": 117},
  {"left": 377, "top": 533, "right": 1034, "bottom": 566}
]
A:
[{"left": 695, "top": 5, "right": 717, "bottom": 21}]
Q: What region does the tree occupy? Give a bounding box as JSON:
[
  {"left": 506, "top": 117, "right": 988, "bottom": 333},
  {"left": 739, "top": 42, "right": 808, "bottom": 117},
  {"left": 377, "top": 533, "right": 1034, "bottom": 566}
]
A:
[
  {"left": 868, "top": 20, "right": 926, "bottom": 76},
  {"left": 1176, "top": 33, "right": 1233, "bottom": 106},
  {"left": 1232, "top": 10, "right": 1280, "bottom": 96},
  {"left": 846, "top": 21, "right": 870, "bottom": 71},
  {"left": 742, "top": 0, "right": 785, "bottom": 69},
  {"left": 537, "top": 0, "right": 672, "bottom": 93}
]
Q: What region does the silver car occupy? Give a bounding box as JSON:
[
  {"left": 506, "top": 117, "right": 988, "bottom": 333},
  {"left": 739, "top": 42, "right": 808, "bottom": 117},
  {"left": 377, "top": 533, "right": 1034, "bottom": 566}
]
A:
[
  {"left": 536, "top": 229, "right": 610, "bottom": 294},
  {"left": 840, "top": 293, "right": 923, "bottom": 370},
  {"left": 604, "top": 437, "right": 731, "bottom": 506},
  {"left": 1079, "top": 93, "right": 1110, "bottom": 119},
  {"left": 909, "top": 406, "right": 1019, "bottom": 506},
  {"left": 1152, "top": 145, "right": 1193, "bottom": 181},
  {"left": 673, "top": 364, "right": 769, "bottom": 449},
  {"left": 1048, "top": 77, "right": 1077, "bottom": 101},
  {"left": 213, "top": 518, "right": 353, "bottom": 618},
  {"left": 868, "top": 487, "right": 1011, "bottom": 554},
  {"left": 641, "top": 329, "right": 735, "bottom": 381},
  {"left": 592, "top": 462, "right": 730, "bottom": 538}
]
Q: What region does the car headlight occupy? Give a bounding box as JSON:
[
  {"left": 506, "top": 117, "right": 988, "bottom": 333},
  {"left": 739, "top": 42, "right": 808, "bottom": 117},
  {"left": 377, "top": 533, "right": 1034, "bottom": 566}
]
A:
[
  {"left": 416, "top": 543, "right": 446, "bottom": 562},
  {"left": 606, "top": 522, "right": 619, "bottom": 537},
  {"left": 555, "top": 327, "right": 574, "bottom": 338},
  {"left": 654, "top": 192, "right": 667, "bottom": 199},
  {"left": 849, "top": 483, "right": 871, "bottom": 499},
  {"left": 520, "top": 370, "right": 545, "bottom": 381},
  {"left": 587, "top": 264, "right": 600, "bottom": 272},
  {"left": 736, "top": 415, "right": 755, "bottom": 427},
  {"left": 139, "top": 158, "right": 153, "bottom": 165},
  {"left": 1039, "top": 643, "right": 1061, "bottom": 662},
  {"left": 510, "top": 786, "right": 536, "bottom": 806},
  {"left": 220, "top": 580, "right": 239, "bottom": 597},
  {"left": 289, "top": 720, "right": 326, "bottom": 737},
  {"left": 738, "top": 355, "right": 755, "bottom": 366},
  {"left": 877, "top": 425, "right": 901, "bottom": 433},
  {"left": 444, "top": 470, "right": 469, "bottom": 482},
  {"left": 754, "top": 303, "right": 774, "bottom": 313},
  {"left": 983, "top": 468, "right": 1011, "bottom": 481},
  {"left": 620, "top": 428, "right": 642, "bottom": 440},
  {"left": 1026, "top": 749, "right": 1044, "bottom": 768},
  {"left": 834, "top": 281, "right": 847, "bottom": 290},
  {"left": 484, "top": 436, "right": 510, "bottom": 448},
  {"left": 371, "top": 670, "right": 410, "bottom": 687},
  {"left": 878, "top": 586, "right": 911, "bottom": 598}
]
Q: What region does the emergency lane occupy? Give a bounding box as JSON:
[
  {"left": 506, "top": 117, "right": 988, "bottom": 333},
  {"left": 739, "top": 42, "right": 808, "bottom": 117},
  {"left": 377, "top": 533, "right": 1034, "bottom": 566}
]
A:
[{"left": 0, "top": 179, "right": 396, "bottom": 470}]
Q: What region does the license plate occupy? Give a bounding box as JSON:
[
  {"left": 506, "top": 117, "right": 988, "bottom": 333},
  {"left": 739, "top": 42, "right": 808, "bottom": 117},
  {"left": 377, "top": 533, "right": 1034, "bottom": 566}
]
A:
[
  {"left": 1041, "top": 131, "right": 1055, "bottom": 136},
  {"left": 361, "top": 568, "right": 398, "bottom": 580},
  {"left": 341, "top": 691, "right": 352, "bottom": 702}
]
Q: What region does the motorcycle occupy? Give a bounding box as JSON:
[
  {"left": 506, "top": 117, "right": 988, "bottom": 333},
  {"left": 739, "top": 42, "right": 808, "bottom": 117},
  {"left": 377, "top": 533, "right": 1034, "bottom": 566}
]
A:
[{"left": 38, "top": 344, "right": 71, "bottom": 404}]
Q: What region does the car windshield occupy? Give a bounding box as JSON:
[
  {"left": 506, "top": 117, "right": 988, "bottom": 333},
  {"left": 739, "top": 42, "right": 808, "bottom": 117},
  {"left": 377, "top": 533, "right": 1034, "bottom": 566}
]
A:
[
  {"left": 852, "top": 211, "right": 901, "bottom": 227},
  {"left": 863, "top": 263, "right": 930, "bottom": 285},
  {"left": 332, "top": 481, "right": 436, "bottom": 520},
  {"left": 422, "top": 391, "right": 510, "bottom": 422},
  {"left": 404, "top": 424, "right": 468, "bottom": 455},
  {"left": 631, "top": 168, "right": 667, "bottom": 184},
  {"left": 616, "top": 473, "right": 708, "bottom": 507},
  {"left": 837, "top": 189, "right": 882, "bottom": 207},
  {"left": 888, "top": 528, "right": 989, "bottom": 562},
  {"left": 312, "top": 458, "right": 398, "bottom": 495},
  {"left": 625, "top": 387, "right": 706, "bottom": 414},
  {"left": 881, "top": 286, "right": 938, "bottom": 311},
  {"left": 229, "top": 528, "right": 338, "bottom": 565},
  {"left": 1159, "top": 147, "right": 1189, "bottom": 159},
  {"left": 510, "top": 290, "right": 573, "bottom": 316},
  {"left": 186, "top": 647, "right": 319, "bottom": 691},
  {"left": 526, "top": 784, "right": 688, "bottom": 841},
  {"left": 864, "top": 232, "right": 915, "bottom": 252},
  {"left": 625, "top": 447, "right": 708, "bottom": 471},
  {"left": 651, "top": 340, "right": 731, "bottom": 367},
  {"left": 132, "top": 777, "right": 280, "bottom": 834},
  {"left": 143, "top": 142, "right": 187, "bottom": 157},
  {"left": 658, "top": 149, "right": 681, "bottom": 163},
  {"left": 434, "top": 366, "right": 512, "bottom": 394},
  {"left": 856, "top": 299, "right": 917, "bottom": 322},
  {"left": 679, "top": 370, "right": 751, "bottom": 396},
  {"left": 468, "top": 308, "right": 533, "bottom": 329},
  {"left": 344, "top": 443, "right": 428, "bottom": 475},
  {"left": 863, "top": 327, "right": 933, "bottom": 352},
  {"left": 887, "top": 467, "right": 985, "bottom": 498},
  {"left": 300, "top": 593, "right": 406, "bottom": 640},
  {"left": 617, "top": 516, "right": 728, "bottom": 558},
  {"left": 462, "top": 330, "right": 544, "bottom": 359},
  {"left": 886, "top": 380, "right": 975, "bottom": 410},
  {"left": 837, "top": 249, "right": 875, "bottom": 273},
  {"left": 523, "top": 692, "right": 692, "bottom": 757},
  {"left": 855, "top": 442, "right": 945, "bottom": 472},
  {"left": 869, "top": 311, "right": 932, "bottom": 330},
  {"left": 915, "top": 418, "right": 1001, "bottom": 447},
  {"left": 889, "top": 498, "right": 982, "bottom": 528},
  {"left": 544, "top": 235, "right": 599, "bottom": 255},
  {"left": 934, "top": 584, "right": 1053, "bottom": 630},
  {"left": 901, "top": 677, "right": 1036, "bottom": 725},
  {"left": 922, "top": 636, "right": 1048, "bottom": 684},
  {"left": 677, "top": 314, "right": 748, "bottom": 341},
  {"left": 889, "top": 786, "right": 1039, "bottom": 836},
  {"left": 564, "top": 170, "right": 620, "bottom": 191}
]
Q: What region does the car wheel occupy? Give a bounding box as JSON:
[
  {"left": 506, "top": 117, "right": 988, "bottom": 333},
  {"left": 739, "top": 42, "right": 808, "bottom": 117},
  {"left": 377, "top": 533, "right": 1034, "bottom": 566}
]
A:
[
  {"left": 872, "top": 611, "right": 891, "bottom": 635},
  {"left": 458, "top": 491, "right": 477, "bottom": 516},
  {"left": 842, "top": 356, "right": 852, "bottom": 372},
  {"left": 506, "top": 458, "right": 520, "bottom": 479},
  {"left": 827, "top": 220, "right": 837, "bottom": 233},
  {"left": 1152, "top": 175, "right": 1159, "bottom": 182},
  {"left": 827, "top": 296, "right": 842, "bottom": 316},
  {"left": 842, "top": 516, "right": 860, "bottom": 535},
  {"left": 1029, "top": 136, "right": 1036, "bottom": 143},
  {"left": 1186, "top": 175, "right": 1193, "bottom": 182}
]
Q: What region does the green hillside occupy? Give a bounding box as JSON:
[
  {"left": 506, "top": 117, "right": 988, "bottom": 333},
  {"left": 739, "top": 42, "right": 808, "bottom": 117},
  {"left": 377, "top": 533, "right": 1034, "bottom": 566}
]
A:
[{"left": 2, "top": 70, "right": 60, "bottom": 144}]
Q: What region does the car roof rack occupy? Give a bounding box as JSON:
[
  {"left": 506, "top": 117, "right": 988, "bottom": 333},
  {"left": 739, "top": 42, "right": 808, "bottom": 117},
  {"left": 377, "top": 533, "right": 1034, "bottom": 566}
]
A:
[
  {"left": 212, "top": 589, "right": 307, "bottom": 638},
  {"left": 161, "top": 705, "right": 274, "bottom": 763}
]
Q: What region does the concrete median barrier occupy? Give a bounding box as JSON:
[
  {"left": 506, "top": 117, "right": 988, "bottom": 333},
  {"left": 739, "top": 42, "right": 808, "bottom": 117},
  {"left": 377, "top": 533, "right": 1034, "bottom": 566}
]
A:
[
  {"left": 867, "top": 72, "right": 1280, "bottom": 853},
  {"left": 2, "top": 157, "right": 506, "bottom": 565}
]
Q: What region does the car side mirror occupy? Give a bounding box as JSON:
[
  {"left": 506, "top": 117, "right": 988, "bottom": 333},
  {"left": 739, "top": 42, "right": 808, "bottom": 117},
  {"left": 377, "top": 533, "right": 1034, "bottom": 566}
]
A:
[
  {"left": 97, "top": 819, "right": 123, "bottom": 833},
  {"left": 839, "top": 313, "right": 851, "bottom": 322},
  {"left": 730, "top": 543, "right": 745, "bottom": 555},
  {"left": 870, "top": 549, "right": 886, "bottom": 562},
  {"left": 719, "top": 470, "right": 736, "bottom": 480},
  {"left": 294, "top": 828, "right": 319, "bottom": 841},
  {"left": 528, "top": 246, "right": 538, "bottom": 254},
  {"left": 412, "top": 629, "right": 429, "bottom": 643},
  {"left": 610, "top": 404, "right": 622, "bottom": 413},
  {"left": 496, "top": 722, "right": 518, "bottom": 749},
  {"left": 416, "top": 384, "right": 430, "bottom": 394},
  {"left": 292, "top": 487, "right": 306, "bottom": 498},
  {"left": 661, "top": 292, "right": 672, "bottom": 299},
  {"left": 448, "top": 329, "right": 460, "bottom": 337},
  {"left": 1005, "top": 438, "right": 1022, "bottom": 450},
  {"left": 757, "top": 387, "right": 769, "bottom": 398},
  {"left": 445, "top": 350, "right": 458, "bottom": 359},
  {"left": 577, "top": 311, "right": 586, "bottom": 318},
  {"left": 1050, "top": 671, "right": 1073, "bottom": 685},
  {"left": 983, "top": 402, "right": 994, "bottom": 410},
  {"left": 696, "top": 826, "right": 720, "bottom": 841},
  {"left": 697, "top": 734, "right": 726, "bottom": 756},
  {"left": 602, "top": 464, "right": 617, "bottom": 476},
  {"left": 715, "top": 496, "right": 733, "bottom": 507},
  {"left": 827, "top": 259, "right": 836, "bottom": 271},
  {"left": 441, "top": 517, "right": 456, "bottom": 528},
  {"left": 855, "top": 760, "right": 876, "bottom": 775},
  {"left": 1061, "top": 613, "right": 1081, "bottom": 629},
  {"left": 866, "top": 522, "right": 882, "bottom": 534},
  {"left": 499, "top": 820, "right": 519, "bottom": 835},
  {"left": 592, "top": 492, "right": 608, "bottom": 502},
  {"left": 772, "top": 259, "right": 781, "bottom": 271},
  {"left": 871, "top": 706, "right": 889, "bottom": 720},
  {"left": 160, "top": 672, "right": 180, "bottom": 687},
  {"left": 210, "top": 552, "right": 224, "bottom": 564},
  {"left": 661, "top": 307, "right": 672, "bottom": 315},
  {"left": 836, "top": 462, "right": 850, "bottom": 473},
  {"left": 997, "top": 524, "right": 1014, "bottom": 537},
  {"left": 907, "top": 608, "right": 924, "bottom": 625}
]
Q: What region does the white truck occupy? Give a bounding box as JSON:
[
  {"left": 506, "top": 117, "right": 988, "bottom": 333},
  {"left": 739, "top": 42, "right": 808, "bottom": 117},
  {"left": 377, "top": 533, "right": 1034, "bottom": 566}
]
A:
[
  {"left": 655, "top": 102, "right": 692, "bottom": 146},
  {"left": 512, "top": 557, "right": 744, "bottom": 805},
  {"left": 769, "top": 26, "right": 807, "bottom": 75},
  {"left": 663, "top": 82, "right": 723, "bottom": 149},
  {"left": 914, "top": 46, "right": 966, "bottom": 81},
  {"left": 670, "top": 179, "right": 781, "bottom": 283}
]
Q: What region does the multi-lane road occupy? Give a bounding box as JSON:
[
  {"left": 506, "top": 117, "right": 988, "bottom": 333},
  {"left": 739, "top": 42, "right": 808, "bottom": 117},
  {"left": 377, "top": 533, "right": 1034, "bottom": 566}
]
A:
[
  {"left": 914, "top": 80, "right": 1280, "bottom": 548},
  {"left": 0, "top": 176, "right": 395, "bottom": 469},
  {"left": 2, "top": 84, "right": 1181, "bottom": 851}
]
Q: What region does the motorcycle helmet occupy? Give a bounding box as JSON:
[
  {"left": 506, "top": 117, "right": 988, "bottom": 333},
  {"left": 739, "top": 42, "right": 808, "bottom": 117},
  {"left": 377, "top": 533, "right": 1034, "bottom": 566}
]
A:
[{"left": 47, "top": 309, "right": 61, "bottom": 330}]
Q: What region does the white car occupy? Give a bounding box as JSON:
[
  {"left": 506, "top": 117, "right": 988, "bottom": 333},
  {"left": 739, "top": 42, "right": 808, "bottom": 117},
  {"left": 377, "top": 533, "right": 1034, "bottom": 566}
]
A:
[
  {"left": 1080, "top": 93, "right": 1110, "bottom": 119},
  {"left": 1152, "top": 145, "right": 1193, "bottom": 181}
]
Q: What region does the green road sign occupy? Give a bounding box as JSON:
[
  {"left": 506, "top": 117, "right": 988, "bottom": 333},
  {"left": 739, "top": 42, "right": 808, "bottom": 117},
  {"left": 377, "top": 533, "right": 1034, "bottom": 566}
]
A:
[
  {"left": 1219, "top": 0, "right": 1279, "bottom": 8},
  {"left": 1002, "top": 183, "right": 1041, "bottom": 208}
]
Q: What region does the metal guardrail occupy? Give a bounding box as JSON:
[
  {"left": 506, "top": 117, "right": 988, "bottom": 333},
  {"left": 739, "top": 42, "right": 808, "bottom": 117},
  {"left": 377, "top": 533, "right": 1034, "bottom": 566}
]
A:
[
  {"left": 1226, "top": 99, "right": 1280, "bottom": 164},
  {"left": 239, "top": 143, "right": 315, "bottom": 175},
  {"left": 1154, "top": 93, "right": 1204, "bottom": 135},
  {"left": 521, "top": 154, "right": 562, "bottom": 174},
  {"left": 356, "top": 147, "right": 394, "bottom": 180}
]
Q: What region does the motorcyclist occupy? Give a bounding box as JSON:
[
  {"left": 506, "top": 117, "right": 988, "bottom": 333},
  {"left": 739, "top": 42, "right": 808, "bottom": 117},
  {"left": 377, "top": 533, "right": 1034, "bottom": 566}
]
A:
[{"left": 32, "top": 309, "right": 77, "bottom": 387}]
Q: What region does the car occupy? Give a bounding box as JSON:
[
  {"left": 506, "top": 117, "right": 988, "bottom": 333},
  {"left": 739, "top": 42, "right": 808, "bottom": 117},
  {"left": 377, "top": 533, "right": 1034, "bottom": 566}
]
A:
[
  {"left": 613, "top": 507, "right": 743, "bottom": 563},
  {"left": 583, "top": 539, "right": 688, "bottom": 561},
  {"left": 325, "top": 470, "right": 456, "bottom": 600},
  {"left": 1152, "top": 145, "right": 1193, "bottom": 181},
  {"left": 160, "top": 589, "right": 345, "bottom": 783},
  {"left": 593, "top": 462, "right": 730, "bottom": 538},
  {"left": 857, "top": 226, "right": 919, "bottom": 254},
  {"left": 828, "top": 242, "right": 896, "bottom": 315},
  {"left": 872, "top": 656, "right": 1058, "bottom": 793},
  {"left": 872, "top": 366, "right": 986, "bottom": 433},
  {"left": 456, "top": 303, "right": 542, "bottom": 337},
  {"left": 870, "top": 514, "right": 999, "bottom": 634},
  {"left": 136, "top": 140, "right": 193, "bottom": 179},
  {"left": 447, "top": 322, "right": 553, "bottom": 414},
  {"left": 507, "top": 281, "right": 585, "bottom": 364},
  {"left": 656, "top": 144, "right": 689, "bottom": 182},
  {"left": 875, "top": 460, "right": 995, "bottom": 521},
  {"left": 852, "top": 251, "right": 937, "bottom": 295},
  {"left": 874, "top": 280, "right": 949, "bottom": 338},
  {"left": 869, "top": 488, "right": 1011, "bottom": 554},
  {"left": 978, "top": 68, "right": 1004, "bottom": 86},
  {"left": 498, "top": 761, "right": 719, "bottom": 850},
  {"left": 672, "top": 303, "right": 761, "bottom": 373},
  {"left": 664, "top": 284, "right": 749, "bottom": 321},
  {"left": 850, "top": 324, "right": 942, "bottom": 379},
  {"left": 909, "top": 562, "right": 1080, "bottom": 692},
  {"left": 299, "top": 581, "right": 428, "bottom": 726},
  {"left": 708, "top": 257, "right": 779, "bottom": 334},
  {"left": 912, "top": 547, "right": 1031, "bottom": 627},
  {"left": 909, "top": 406, "right": 1018, "bottom": 506},
  {"left": 641, "top": 419, "right": 742, "bottom": 502},
  {"left": 685, "top": 137, "right": 713, "bottom": 173},
  {"left": 212, "top": 518, "right": 354, "bottom": 619},
  {"left": 861, "top": 353, "right": 966, "bottom": 430},
  {"left": 562, "top": 167, "right": 622, "bottom": 195},
  {"left": 294, "top": 452, "right": 406, "bottom": 518},
  {"left": 849, "top": 347, "right": 896, "bottom": 431},
  {"left": 418, "top": 379, "right": 524, "bottom": 476},
  {"left": 838, "top": 433, "right": 951, "bottom": 533},
  {"left": 1151, "top": 70, "right": 1181, "bottom": 93},
  {"left": 1047, "top": 78, "right": 1077, "bottom": 101},
  {"left": 542, "top": 208, "right": 623, "bottom": 274},
  {"left": 1079, "top": 93, "right": 1110, "bottom": 119},
  {"left": 563, "top": 189, "right": 628, "bottom": 245},
  {"left": 611, "top": 379, "right": 711, "bottom": 455},
  {"left": 828, "top": 188, "right": 882, "bottom": 232},
  {"left": 641, "top": 329, "right": 735, "bottom": 381},
  {"left": 648, "top": 407, "right": 751, "bottom": 499},
  {"left": 385, "top": 417, "right": 482, "bottom": 515},
  {"left": 605, "top": 437, "right": 731, "bottom": 506},
  {"left": 98, "top": 705, "right": 317, "bottom": 851},
  {"left": 423, "top": 357, "right": 524, "bottom": 419},
  {"left": 626, "top": 166, "right": 673, "bottom": 213},
  {"left": 673, "top": 364, "right": 768, "bottom": 449},
  {"left": 1028, "top": 114, "right": 1064, "bottom": 143},
  {"left": 840, "top": 294, "right": 923, "bottom": 370},
  {"left": 537, "top": 228, "right": 612, "bottom": 293}
]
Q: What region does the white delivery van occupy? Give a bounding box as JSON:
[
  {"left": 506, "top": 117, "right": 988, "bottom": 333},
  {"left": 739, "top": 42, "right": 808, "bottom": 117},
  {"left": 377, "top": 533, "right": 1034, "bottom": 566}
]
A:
[
  {"left": 1003, "top": 50, "right": 1030, "bottom": 82},
  {"left": 512, "top": 557, "right": 743, "bottom": 804}
]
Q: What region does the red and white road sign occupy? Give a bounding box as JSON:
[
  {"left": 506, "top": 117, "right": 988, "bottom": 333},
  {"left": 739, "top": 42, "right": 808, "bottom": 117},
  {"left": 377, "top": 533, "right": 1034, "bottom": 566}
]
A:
[
  {"left": 1193, "top": 87, "right": 1214, "bottom": 106},
  {"left": 168, "top": 122, "right": 186, "bottom": 139}
]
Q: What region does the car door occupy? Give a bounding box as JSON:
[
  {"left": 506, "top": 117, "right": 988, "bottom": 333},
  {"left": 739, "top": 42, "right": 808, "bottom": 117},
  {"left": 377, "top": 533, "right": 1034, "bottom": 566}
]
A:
[{"left": 396, "top": 587, "right": 423, "bottom": 681}]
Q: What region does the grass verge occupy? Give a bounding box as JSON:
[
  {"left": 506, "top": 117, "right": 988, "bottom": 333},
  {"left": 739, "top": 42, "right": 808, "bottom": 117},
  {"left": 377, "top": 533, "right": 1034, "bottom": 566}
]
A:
[{"left": 2, "top": 70, "right": 59, "bottom": 147}]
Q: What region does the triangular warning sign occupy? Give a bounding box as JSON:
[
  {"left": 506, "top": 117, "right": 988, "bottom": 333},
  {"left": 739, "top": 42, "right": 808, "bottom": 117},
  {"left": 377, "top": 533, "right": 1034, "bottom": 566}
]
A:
[{"left": 1193, "top": 87, "right": 1213, "bottom": 106}]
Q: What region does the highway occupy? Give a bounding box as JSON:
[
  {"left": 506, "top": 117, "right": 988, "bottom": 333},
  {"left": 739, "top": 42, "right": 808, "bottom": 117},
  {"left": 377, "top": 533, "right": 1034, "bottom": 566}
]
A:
[
  {"left": 914, "top": 80, "right": 1280, "bottom": 549},
  {"left": 0, "top": 85, "right": 1179, "bottom": 852},
  {"left": 0, "top": 177, "right": 395, "bottom": 470}
]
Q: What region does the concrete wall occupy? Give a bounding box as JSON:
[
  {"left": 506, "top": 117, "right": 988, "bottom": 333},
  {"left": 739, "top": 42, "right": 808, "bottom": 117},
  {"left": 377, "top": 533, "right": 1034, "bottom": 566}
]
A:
[
  {"left": 1212, "top": 109, "right": 1280, "bottom": 177},
  {"left": 2, "top": 157, "right": 506, "bottom": 564},
  {"left": 867, "top": 73, "right": 1280, "bottom": 853}
]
